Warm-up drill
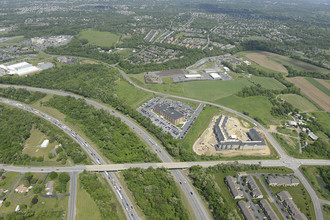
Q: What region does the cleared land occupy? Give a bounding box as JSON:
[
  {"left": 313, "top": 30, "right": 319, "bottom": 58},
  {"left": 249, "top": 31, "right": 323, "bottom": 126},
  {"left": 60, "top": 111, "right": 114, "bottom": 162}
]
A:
[
  {"left": 287, "top": 77, "right": 330, "bottom": 111},
  {"left": 246, "top": 52, "right": 288, "bottom": 73},
  {"left": 78, "top": 29, "right": 119, "bottom": 47},
  {"left": 280, "top": 94, "right": 318, "bottom": 112},
  {"left": 193, "top": 115, "right": 270, "bottom": 157}
]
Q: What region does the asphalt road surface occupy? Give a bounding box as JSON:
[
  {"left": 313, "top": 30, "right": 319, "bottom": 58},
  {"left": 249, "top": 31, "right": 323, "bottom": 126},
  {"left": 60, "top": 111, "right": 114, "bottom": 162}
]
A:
[
  {"left": 0, "top": 98, "right": 139, "bottom": 220},
  {"left": 0, "top": 67, "right": 329, "bottom": 219}
]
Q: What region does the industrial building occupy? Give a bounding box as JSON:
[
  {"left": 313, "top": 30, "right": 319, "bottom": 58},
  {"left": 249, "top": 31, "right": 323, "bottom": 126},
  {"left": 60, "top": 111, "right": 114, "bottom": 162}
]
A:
[
  {"left": 153, "top": 103, "right": 184, "bottom": 125},
  {"left": 214, "top": 115, "right": 266, "bottom": 151},
  {"left": 0, "top": 62, "right": 40, "bottom": 76}
]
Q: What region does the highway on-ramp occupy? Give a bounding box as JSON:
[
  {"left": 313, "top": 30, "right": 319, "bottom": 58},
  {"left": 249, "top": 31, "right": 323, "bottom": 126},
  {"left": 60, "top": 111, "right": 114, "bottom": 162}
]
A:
[{"left": 0, "top": 61, "right": 329, "bottom": 219}]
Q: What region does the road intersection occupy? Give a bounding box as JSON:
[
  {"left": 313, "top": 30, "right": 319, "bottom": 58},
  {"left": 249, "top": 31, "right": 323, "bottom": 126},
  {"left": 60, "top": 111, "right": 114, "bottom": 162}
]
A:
[{"left": 0, "top": 65, "right": 329, "bottom": 220}]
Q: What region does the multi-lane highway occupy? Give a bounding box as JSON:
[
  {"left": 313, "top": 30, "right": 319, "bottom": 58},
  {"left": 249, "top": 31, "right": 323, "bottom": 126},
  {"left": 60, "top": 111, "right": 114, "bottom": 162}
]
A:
[
  {"left": 0, "top": 61, "right": 329, "bottom": 219},
  {"left": 0, "top": 98, "right": 139, "bottom": 220}
]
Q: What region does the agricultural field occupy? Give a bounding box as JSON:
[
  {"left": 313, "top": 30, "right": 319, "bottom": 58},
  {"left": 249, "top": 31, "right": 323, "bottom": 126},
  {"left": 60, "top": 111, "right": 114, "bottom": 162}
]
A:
[
  {"left": 250, "top": 76, "right": 286, "bottom": 90},
  {"left": 246, "top": 52, "right": 288, "bottom": 73},
  {"left": 279, "top": 94, "right": 318, "bottom": 112},
  {"left": 300, "top": 166, "right": 330, "bottom": 201},
  {"left": 287, "top": 77, "right": 330, "bottom": 111},
  {"left": 78, "top": 29, "right": 120, "bottom": 47},
  {"left": 305, "top": 78, "right": 330, "bottom": 96}
]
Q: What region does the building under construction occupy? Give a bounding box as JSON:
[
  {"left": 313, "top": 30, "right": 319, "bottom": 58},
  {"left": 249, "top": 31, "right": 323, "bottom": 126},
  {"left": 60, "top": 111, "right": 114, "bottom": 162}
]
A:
[{"left": 214, "top": 115, "right": 266, "bottom": 151}]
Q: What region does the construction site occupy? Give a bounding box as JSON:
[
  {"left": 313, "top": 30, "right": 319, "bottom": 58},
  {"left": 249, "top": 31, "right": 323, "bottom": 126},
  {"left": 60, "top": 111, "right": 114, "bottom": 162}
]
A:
[{"left": 193, "top": 115, "right": 270, "bottom": 157}]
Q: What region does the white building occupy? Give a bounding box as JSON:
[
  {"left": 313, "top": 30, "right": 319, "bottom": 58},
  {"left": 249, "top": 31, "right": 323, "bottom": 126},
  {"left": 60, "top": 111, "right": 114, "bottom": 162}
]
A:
[
  {"left": 223, "top": 67, "right": 230, "bottom": 72},
  {"left": 40, "top": 139, "right": 49, "bottom": 148},
  {"left": 0, "top": 62, "right": 40, "bottom": 76},
  {"left": 185, "top": 74, "right": 201, "bottom": 79},
  {"left": 15, "top": 205, "right": 20, "bottom": 212},
  {"left": 210, "top": 73, "right": 221, "bottom": 79}
]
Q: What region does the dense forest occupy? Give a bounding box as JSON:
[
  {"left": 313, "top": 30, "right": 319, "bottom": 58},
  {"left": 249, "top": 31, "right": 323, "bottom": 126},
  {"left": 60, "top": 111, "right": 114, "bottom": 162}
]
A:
[
  {"left": 0, "top": 87, "right": 46, "bottom": 104},
  {"left": 79, "top": 171, "right": 121, "bottom": 220},
  {"left": 0, "top": 104, "right": 87, "bottom": 165},
  {"left": 122, "top": 168, "right": 189, "bottom": 220},
  {"left": 45, "top": 95, "right": 159, "bottom": 163}
]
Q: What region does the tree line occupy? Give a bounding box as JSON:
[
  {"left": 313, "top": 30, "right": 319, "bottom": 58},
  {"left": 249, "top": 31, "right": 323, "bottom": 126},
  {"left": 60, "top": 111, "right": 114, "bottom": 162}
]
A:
[
  {"left": 0, "top": 104, "right": 87, "bottom": 165},
  {"left": 0, "top": 87, "right": 46, "bottom": 104},
  {"left": 45, "top": 95, "right": 159, "bottom": 163},
  {"left": 122, "top": 167, "right": 189, "bottom": 220}
]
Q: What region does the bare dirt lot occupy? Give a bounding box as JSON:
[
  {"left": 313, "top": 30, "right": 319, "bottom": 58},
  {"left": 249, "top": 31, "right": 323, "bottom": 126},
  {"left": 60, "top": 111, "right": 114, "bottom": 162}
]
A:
[
  {"left": 246, "top": 52, "right": 288, "bottom": 73},
  {"left": 193, "top": 115, "right": 270, "bottom": 157},
  {"left": 154, "top": 69, "right": 186, "bottom": 77},
  {"left": 287, "top": 77, "right": 330, "bottom": 111}
]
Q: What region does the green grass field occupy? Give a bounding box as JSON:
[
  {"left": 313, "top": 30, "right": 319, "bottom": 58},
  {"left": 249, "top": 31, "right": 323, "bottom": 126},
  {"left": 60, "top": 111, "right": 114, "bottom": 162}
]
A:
[
  {"left": 114, "top": 79, "right": 153, "bottom": 107},
  {"left": 0, "top": 172, "right": 21, "bottom": 190},
  {"left": 250, "top": 76, "right": 286, "bottom": 90},
  {"left": 216, "top": 95, "right": 276, "bottom": 124},
  {"left": 273, "top": 133, "right": 303, "bottom": 158},
  {"left": 78, "top": 29, "right": 120, "bottom": 47},
  {"left": 262, "top": 176, "right": 316, "bottom": 220},
  {"left": 0, "top": 36, "right": 25, "bottom": 46},
  {"left": 279, "top": 94, "right": 318, "bottom": 112},
  {"left": 305, "top": 78, "right": 330, "bottom": 96},
  {"left": 129, "top": 75, "right": 254, "bottom": 102},
  {"left": 181, "top": 105, "right": 220, "bottom": 151},
  {"left": 76, "top": 179, "right": 103, "bottom": 220},
  {"left": 300, "top": 166, "right": 330, "bottom": 201}
]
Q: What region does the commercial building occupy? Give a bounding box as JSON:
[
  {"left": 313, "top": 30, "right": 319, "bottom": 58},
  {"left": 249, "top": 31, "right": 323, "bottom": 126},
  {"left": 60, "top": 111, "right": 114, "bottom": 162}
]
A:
[
  {"left": 238, "top": 200, "right": 255, "bottom": 220},
  {"left": 259, "top": 199, "right": 279, "bottom": 220},
  {"left": 0, "top": 62, "right": 40, "bottom": 76},
  {"left": 267, "top": 175, "right": 300, "bottom": 187},
  {"left": 225, "top": 176, "right": 244, "bottom": 199},
  {"left": 245, "top": 176, "right": 263, "bottom": 199},
  {"left": 209, "top": 73, "right": 221, "bottom": 79},
  {"left": 184, "top": 74, "right": 202, "bottom": 79},
  {"left": 277, "top": 191, "right": 307, "bottom": 220},
  {"left": 214, "top": 115, "right": 266, "bottom": 151},
  {"left": 153, "top": 103, "right": 184, "bottom": 125}
]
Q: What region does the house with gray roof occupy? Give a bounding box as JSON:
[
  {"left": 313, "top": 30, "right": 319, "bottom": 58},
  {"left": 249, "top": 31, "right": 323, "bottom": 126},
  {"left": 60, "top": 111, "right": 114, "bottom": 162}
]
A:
[
  {"left": 246, "top": 176, "right": 263, "bottom": 199},
  {"left": 238, "top": 200, "right": 255, "bottom": 220},
  {"left": 267, "top": 175, "right": 300, "bottom": 187},
  {"left": 225, "top": 176, "right": 244, "bottom": 199},
  {"left": 259, "top": 199, "right": 279, "bottom": 220},
  {"left": 277, "top": 191, "right": 307, "bottom": 220}
]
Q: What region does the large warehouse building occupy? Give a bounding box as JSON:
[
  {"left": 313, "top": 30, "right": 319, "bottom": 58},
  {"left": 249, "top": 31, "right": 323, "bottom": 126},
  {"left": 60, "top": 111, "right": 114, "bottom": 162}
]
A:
[
  {"left": 153, "top": 103, "right": 184, "bottom": 125},
  {"left": 214, "top": 115, "right": 266, "bottom": 151},
  {"left": 0, "top": 62, "right": 40, "bottom": 76}
]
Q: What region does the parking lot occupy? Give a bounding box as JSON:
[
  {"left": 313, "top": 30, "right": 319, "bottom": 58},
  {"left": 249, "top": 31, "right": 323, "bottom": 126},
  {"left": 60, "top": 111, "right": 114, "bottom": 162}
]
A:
[{"left": 137, "top": 97, "right": 202, "bottom": 139}]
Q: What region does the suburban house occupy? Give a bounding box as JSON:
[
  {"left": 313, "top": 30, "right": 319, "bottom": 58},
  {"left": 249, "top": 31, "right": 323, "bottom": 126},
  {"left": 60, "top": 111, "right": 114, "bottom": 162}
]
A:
[
  {"left": 245, "top": 176, "right": 263, "bottom": 199},
  {"left": 225, "top": 176, "right": 244, "bottom": 199},
  {"left": 267, "top": 175, "right": 300, "bottom": 187}
]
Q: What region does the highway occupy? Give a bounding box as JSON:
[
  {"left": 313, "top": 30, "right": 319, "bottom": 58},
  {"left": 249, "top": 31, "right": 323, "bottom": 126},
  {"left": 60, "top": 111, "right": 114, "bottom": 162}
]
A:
[
  {"left": 0, "top": 64, "right": 329, "bottom": 219},
  {"left": 68, "top": 172, "right": 78, "bottom": 220},
  {"left": 0, "top": 98, "right": 140, "bottom": 220}
]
